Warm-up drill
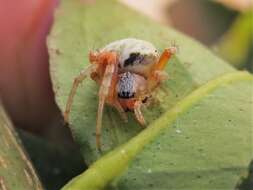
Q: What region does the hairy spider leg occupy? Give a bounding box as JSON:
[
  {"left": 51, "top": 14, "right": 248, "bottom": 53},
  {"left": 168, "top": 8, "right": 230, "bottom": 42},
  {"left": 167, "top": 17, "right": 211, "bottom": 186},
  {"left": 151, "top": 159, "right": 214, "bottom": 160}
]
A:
[
  {"left": 113, "top": 101, "right": 128, "bottom": 122},
  {"left": 134, "top": 100, "right": 146, "bottom": 126},
  {"left": 101, "top": 53, "right": 128, "bottom": 123},
  {"left": 155, "top": 46, "right": 177, "bottom": 71},
  {"left": 96, "top": 52, "right": 119, "bottom": 150},
  {"left": 147, "top": 47, "right": 177, "bottom": 91},
  {"left": 64, "top": 64, "right": 98, "bottom": 123}
]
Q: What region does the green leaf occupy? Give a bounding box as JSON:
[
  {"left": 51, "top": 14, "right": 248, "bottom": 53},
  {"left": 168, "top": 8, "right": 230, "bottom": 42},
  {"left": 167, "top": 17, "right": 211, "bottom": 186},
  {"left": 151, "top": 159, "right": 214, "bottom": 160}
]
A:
[
  {"left": 214, "top": 11, "right": 253, "bottom": 70},
  {"left": 48, "top": 0, "right": 253, "bottom": 189},
  {"left": 0, "top": 105, "right": 44, "bottom": 190}
]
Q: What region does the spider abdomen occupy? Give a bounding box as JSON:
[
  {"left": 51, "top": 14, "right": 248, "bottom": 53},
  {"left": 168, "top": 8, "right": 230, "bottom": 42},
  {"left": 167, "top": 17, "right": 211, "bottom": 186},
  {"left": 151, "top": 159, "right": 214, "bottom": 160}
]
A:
[{"left": 101, "top": 38, "right": 159, "bottom": 77}]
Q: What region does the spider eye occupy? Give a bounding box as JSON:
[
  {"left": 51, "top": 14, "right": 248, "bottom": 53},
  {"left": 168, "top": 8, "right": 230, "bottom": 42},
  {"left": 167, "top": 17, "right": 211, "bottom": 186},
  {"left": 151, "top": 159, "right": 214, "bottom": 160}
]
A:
[{"left": 118, "top": 91, "right": 135, "bottom": 99}]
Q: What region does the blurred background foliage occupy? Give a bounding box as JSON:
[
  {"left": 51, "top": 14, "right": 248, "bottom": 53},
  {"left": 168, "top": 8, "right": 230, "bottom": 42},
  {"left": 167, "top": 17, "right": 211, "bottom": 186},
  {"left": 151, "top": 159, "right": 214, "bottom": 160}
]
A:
[
  {"left": 121, "top": 0, "right": 253, "bottom": 70},
  {"left": 0, "top": 0, "right": 252, "bottom": 189}
]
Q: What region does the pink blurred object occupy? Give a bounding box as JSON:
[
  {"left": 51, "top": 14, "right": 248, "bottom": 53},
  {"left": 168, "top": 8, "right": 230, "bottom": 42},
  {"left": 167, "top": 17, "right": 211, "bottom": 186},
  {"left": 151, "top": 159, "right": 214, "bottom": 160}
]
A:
[
  {"left": 120, "top": 0, "right": 175, "bottom": 24},
  {"left": 0, "top": 0, "right": 59, "bottom": 132}
]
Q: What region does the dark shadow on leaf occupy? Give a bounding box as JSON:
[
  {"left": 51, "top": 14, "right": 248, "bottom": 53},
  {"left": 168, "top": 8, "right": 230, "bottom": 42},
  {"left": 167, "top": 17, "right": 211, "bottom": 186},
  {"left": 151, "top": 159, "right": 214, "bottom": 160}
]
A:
[{"left": 236, "top": 160, "right": 253, "bottom": 190}]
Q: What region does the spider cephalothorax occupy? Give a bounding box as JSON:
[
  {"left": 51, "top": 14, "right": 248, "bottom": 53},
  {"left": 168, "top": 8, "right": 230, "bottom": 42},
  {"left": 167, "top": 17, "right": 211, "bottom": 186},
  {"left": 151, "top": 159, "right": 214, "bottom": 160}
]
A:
[{"left": 64, "top": 38, "right": 177, "bottom": 149}]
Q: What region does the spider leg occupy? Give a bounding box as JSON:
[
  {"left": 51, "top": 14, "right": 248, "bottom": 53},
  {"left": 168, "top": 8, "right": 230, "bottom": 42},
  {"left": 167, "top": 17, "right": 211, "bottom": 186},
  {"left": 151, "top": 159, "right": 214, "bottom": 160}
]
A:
[
  {"left": 96, "top": 53, "right": 118, "bottom": 150},
  {"left": 113, "top": 101, "right": 128, "bottom": 122},
  {"left": 147, "top": 47, "right": 177, "bottom": 90},
  {"left": 154, "top": 70, "right": 169, "bottom": 81},
  {"left": 154, "top": 46, "right": 177, "bottom": 71},
  {"left": 64, "top": 64, "right": 97, "bottom": 123},
  {"left": 134, "top": 100, "right": 146, "bottom": 126}
]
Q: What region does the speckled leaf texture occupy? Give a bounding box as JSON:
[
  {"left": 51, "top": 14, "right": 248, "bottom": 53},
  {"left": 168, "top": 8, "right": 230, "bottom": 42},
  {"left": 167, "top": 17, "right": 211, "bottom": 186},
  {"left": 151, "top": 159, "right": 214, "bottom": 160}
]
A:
[{"left": 48, "top": 0, "right": 253, "bottom": 189}]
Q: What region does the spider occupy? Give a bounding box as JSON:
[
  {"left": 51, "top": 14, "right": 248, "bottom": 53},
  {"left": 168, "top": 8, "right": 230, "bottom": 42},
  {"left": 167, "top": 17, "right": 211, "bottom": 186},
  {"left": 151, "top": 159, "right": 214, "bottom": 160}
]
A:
[{"left": 64, "top": 38, "right": 177, "bottom": 150}]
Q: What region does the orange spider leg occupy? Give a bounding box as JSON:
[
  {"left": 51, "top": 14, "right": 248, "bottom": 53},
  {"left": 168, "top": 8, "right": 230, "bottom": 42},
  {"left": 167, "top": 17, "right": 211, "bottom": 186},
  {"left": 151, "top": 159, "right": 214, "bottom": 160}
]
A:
[
  {"left": 96, "top": 52, "right": 119, "bottom": 150},
  {"left": 99, "top": 52, "right": 128, "bottom": 123},
  {"left": 154, "top": 47, "right": 177, "bottom": 71},
  {"left": 64, "top": 64, "right": 98, "bottom": 123},
  {"left": 148, "top": 47, "right": 177, "bottom": 90},
  {"left": 134, "top": 100, "right": 146, "bottom": 126},
  {"left": 113, "top": 100, "right": 128, "bottom": 122},
  {"left": 118, "top": 97, "right": 145, "bottom": 126},
  {"left": 109, "top": 74, "right": 128, "bottom": 122}
]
